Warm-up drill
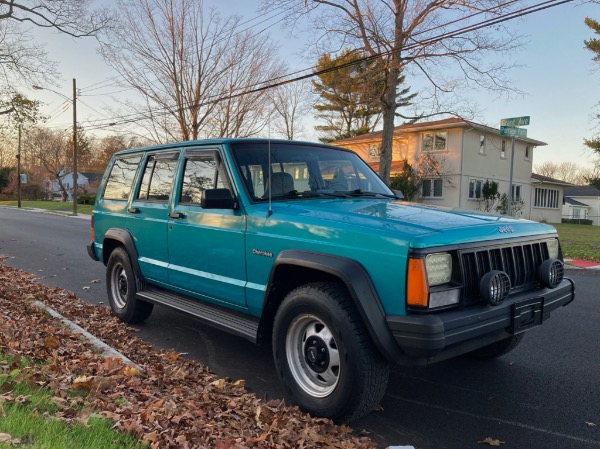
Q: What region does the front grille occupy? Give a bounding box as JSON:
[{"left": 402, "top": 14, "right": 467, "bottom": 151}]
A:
[{"left": 460, "top": 240, "right": 550, "bottom": 303}]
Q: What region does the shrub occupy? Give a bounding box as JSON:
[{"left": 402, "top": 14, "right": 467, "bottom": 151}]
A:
[
  {"left": 77, "top": 195, "right": 96, "bottom": 205},
  {"left": 561, "top": 218, "right": 593, "bottom": 225}
]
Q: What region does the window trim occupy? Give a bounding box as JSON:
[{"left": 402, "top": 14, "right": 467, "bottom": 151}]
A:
[
  {"left": 422, "top": 178, "right": 444, "bottom": 198},
  {"left": 468, "top": 178, "right": 484, "bottom": 200},
  {"left": 422, "top": 131, "right": 448, "bottom": 152},
  {"left": 135, "top": 151, "right": 180, "bottom": 203}
]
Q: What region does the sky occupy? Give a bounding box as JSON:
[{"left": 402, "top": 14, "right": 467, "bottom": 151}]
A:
[{"left": 22, "top": 0, "right": 600, "bottom": 171}]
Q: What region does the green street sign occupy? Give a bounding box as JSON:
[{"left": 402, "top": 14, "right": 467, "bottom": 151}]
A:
[
  {"left": 500, "top": 116, "right": 530, "bottom": 127},
  {"left": 500, "top": 126, "right": 527, "bottom": 138}
]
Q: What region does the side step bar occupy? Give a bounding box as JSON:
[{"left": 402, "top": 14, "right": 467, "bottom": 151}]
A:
[{"left": 137, "top": 287, "right": 259, "bottom": 343}]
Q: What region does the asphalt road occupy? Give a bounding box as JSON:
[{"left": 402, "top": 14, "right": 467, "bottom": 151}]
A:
[{"left": 1, "top": 207, "right": 599, "bottom": 449}]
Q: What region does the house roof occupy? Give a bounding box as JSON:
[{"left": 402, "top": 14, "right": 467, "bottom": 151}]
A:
[
  {"left": 81, "top": 172, "right": 103, "bottom": 183},
  {"left": 564, "top": 197, "right": 590, "bottom": 207},
  {"left": 531, "top": 173, "right": 573, "bottom": 186},
  {"left": 564, "top": 185, "right": 600, "bottom": 197},
  {"left": 332, "top": 117, "right": 547, "bottom": 146}
]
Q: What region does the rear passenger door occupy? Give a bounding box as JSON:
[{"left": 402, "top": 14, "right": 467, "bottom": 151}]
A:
[
  {"left": 127, "top": 151, "right": 180, "bottom": 285},
  {"left": 167, "top": 149, "right": 247, "bottom": 308}
]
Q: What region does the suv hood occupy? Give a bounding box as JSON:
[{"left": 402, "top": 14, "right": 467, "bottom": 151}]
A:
[{"left": 261, "top": 199, "right": 556, "bottom": 248}]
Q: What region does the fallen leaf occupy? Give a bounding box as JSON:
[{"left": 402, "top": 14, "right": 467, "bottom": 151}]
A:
[
  {"left": 232, "top": 379, "right": 245, "bottom": 387},
  {"left": 82, "top": 286, "right": 90, "bottom": 290},
  {"left": 0, "top": 433, "right": 20, "bottom": 445},
  {"left": 210, "top": 379, "right": 226, "bottom": 390},
  {"left": 122, "top": 366, "right": 138, "bottom": 377},
  {"left": 478, "top": 437, "right": 505, "bottom": 446},
  {"left": 45, "top": 336, "right": 60, "bottom": 350},
  {"left": 72, "top": 375, "right": 94, "bottom": 391},
  {"left": 586, "top": 421, "right": 596, "bottom": 427},
  {"left": 90, "top": 279, "right": 101, "bottom": 283}
]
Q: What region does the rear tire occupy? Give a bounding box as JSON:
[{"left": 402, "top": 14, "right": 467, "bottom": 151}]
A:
[
  {"left": 106, "top": 247, "right": 153, "bottom": 324},
  {"left": 467, "top": 334, "right": 524, "bottom": 360},
  {"left": 272, "top": 282, "right": 389, "bottom": 422}
]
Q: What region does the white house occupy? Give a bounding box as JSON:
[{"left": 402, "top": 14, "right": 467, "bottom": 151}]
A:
[
  {"left": 47, "top": 170, "right": 90, "bottom": 201},
  {"left": 332, "top": 118, "right": 566, "bottom": 223},
  {"left": 562, "top": 186, "right": 600, "bottom": 225}
]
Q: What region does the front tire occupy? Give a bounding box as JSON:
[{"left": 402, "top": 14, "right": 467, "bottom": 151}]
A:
[
  {"left": 106, "top": 247, "right": 153, "bottom": 324},
  {"left": 272, "top": 282, "right": 389, "bottom": 422}
]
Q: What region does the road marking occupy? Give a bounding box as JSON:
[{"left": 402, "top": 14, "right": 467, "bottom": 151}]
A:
[{"left": 386, "top": 394, "right": 600, "bottom": 446}]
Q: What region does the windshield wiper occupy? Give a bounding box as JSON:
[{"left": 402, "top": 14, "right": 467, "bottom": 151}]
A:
[
  {"left": 345, "top": 189, "right": 400, "bottom": 199},
  {"left": 302, "top": 190, "right": 348, "bottom": 199}
]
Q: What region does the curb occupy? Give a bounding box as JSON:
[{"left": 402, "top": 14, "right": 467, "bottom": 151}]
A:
[
  {"left": 564, "top": 259, "right": 600, "bottom": 270},
  {"left": 33, "top": 300, "right": 141, "bottom": 370}
]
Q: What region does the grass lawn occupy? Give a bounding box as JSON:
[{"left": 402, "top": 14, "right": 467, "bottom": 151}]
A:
[
  {"left": 0, "top": 358, "right": 143, "bottom": 449},
  {"left": 551, "top": 223, "right": 600, "bottom": 263},
  {"left": 0, "top": 200, "right": 93, "bottom": 215}
]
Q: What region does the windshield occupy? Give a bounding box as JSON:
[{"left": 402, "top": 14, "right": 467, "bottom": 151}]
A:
[{"left": 230, "top": 142, "right": 394, "bottom": 202}]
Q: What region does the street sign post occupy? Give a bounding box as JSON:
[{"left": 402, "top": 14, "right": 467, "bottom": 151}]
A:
[
  {"left": 500, "top": 126, "right": 527, "bottom": 138},
  {"left": 500, "top": 116, "right": 530, "bottom": 127},
  {"left": 500, "top": 116, "right": 530, "bottom": 216}
]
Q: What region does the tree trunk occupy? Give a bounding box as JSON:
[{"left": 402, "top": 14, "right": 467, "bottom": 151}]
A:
[{"left": 378, "top": 67, "right": 399, "bottom": 185}]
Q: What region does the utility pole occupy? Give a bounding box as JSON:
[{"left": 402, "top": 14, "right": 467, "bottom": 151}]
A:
[
  {"left": 17, "top": 124, "right": 22, "bottom": 208},
  {"left": 72, "top": 78, "right": 78, "bottom": 216}
]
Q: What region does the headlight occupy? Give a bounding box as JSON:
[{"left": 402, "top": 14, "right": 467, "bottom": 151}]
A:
[
  {"left": 546, "top": 238, "right": 560, "bottom": 259},
  {"left": 425, "top": 253, "right": 452, "bottom": 286}
]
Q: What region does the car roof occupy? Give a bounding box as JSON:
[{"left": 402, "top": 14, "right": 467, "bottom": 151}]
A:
[{"left": 113, "top": 138, "right": 343, "bottom": 157}]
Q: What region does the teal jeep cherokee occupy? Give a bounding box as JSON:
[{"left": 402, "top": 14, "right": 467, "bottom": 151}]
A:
[{"left": 88, "top": 139, "right": 575, "bottom": 421}]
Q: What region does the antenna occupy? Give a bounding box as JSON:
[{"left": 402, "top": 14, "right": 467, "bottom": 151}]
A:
[{"left": 266, "top": 126, "right": 273, "bottom": 218}]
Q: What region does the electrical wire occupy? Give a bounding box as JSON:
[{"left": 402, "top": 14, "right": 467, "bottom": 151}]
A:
[{"left": 52, "top": 0, "right": 575, "bottom": 132}]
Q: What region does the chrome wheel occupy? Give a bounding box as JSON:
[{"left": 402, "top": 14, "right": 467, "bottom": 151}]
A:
[
  {"left": 285, "top": 314, "right": 340, "bottom": 398},
  {"left": 110, "top": 262, "right": 128, "bottom": 309}
]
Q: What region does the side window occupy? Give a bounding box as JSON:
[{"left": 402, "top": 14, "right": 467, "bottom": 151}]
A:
[
  {"left": 179, "top": 154, "right": 229, "bottom": 205},
  {"left": 102, "top": 155, "right": 141, "bottom": 200},
  {"left": 137, "top": 154, "right": 179, "bottom": 202}
]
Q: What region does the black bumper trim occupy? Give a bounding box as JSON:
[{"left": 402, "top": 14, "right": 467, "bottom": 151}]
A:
[
  {"left": 387, "top": 277, "right": 575, "bottom": 358},
  {"left": 87, "top": 242, "right": 99, "bottom": 261}
]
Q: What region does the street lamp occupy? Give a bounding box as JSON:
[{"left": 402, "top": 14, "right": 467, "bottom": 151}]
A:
[{"left": 32, "top": 79, "right": 78, "bottom": 216}]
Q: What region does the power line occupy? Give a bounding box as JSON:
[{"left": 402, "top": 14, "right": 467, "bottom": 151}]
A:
[{"left": 55, "top": 0, "right": 576, "bottom": 132}]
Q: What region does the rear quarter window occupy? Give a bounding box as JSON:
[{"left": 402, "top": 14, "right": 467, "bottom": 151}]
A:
[{"left": 102, "top": 155, "right": 142, "bottom": 200}]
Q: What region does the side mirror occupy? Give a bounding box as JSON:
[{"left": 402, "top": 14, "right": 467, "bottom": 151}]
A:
[
  {"left": 393, "top": 190, "right": 404, "bottom": 200},
  {"left": 201, "top": 188, "right": 236, "bottom": 209}
]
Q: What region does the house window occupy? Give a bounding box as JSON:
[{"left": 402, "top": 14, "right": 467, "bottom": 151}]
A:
[
  {"left": 422, "top": 178, "right": 443, "bottom": 198},
  {"left": 501, "top": 141, "right": 506, "bottom": 159},
  {"left": 469, "top": 179, "right": 483, "bottom": 199},
  {"left": 422, "top": 132, "right": 447, "bottom": 152},
  {"left": 534, "top": 187, "right": 559, "bottom": 209},
  {"left": 511, "top": 184, "right": 522, "bottom": 202},
  {"left": 573, "top": 208, "right": 581, "bottom": 219},
  {"left": 368, "top": 143, "right": 381, "bottom": 158},
  {"left": 479, "top": 135, "right": 486, "bottom": 154},
  {"left": 525, "top": 145, "right": 531, "bottom": 161}
]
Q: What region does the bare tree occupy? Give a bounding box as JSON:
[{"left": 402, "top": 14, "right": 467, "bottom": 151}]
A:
[
  {"left": 100, "top": 0, "right": 284, "bottom": 143},
  {"left": 0, "top": 1, "right": 109, "bottom": 90},
  {"left": 261, "top": 0, "right": 523, "bottom": 184},
  {"left": 25, "top": 126, "right": 70, "bottom": 199},
  {"left": 269, "top": 80, "right": 313, "bottom": 140},
  {"left": 534, "top": 161, "right": 587, "bottom": 185}
]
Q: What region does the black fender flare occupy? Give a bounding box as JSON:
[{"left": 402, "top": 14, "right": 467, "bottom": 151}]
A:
[
  {"left": 102, "top": 228, "right": 145, "bottom": 282},
  {"left": 264, "top": 250, "right": 405, "bottom": 362}
]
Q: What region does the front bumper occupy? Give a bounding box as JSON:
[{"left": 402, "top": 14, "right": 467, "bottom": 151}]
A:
[{"left": 386, "top": 278, "right": 575, "bottom": 363}]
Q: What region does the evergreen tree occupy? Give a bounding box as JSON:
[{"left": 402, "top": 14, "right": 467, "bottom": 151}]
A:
[
  {"left": 313, "top": 50, "right": 415, "bottom": 142},
  {"left": 584, "top": 16, "right": 600, "bottom": 152}
]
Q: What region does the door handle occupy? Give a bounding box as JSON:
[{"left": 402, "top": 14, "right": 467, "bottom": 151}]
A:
[
  {"left": 127, "top": 207, "right": 140, "bottom": 214},
  {"left": 168, "top": 211, "right": 185, "bottom": 219}
]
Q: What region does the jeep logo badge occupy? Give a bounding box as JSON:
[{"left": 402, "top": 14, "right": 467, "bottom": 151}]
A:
[{"left": 498, "top": 226, "right": 515, "bottom": 233}]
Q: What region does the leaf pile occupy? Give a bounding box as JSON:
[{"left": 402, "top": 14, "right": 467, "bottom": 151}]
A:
[{"left": 0, "top": 262, "right": 376, "bottom": 449}]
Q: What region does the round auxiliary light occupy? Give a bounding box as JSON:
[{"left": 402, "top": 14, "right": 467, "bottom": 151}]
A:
[
  {"left": 539, "top": 259, "right": 564, "bottom": 289},
  {"left": 480, "top": 270, "right": 511, "bottom": 306}
]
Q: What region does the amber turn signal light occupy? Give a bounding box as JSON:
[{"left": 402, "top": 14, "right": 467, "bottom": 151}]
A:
[{"left": 406, "top": 258, "right": 429, "bottom": 307}]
